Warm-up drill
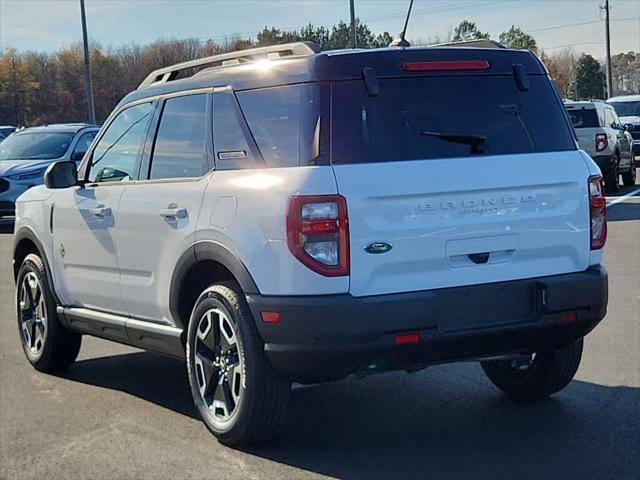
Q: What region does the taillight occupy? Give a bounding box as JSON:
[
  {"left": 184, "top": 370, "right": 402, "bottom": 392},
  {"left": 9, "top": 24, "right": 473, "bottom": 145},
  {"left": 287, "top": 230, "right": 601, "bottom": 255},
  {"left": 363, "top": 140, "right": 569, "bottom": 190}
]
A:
[
  {"left": 589, "top": 175, "right": 607, "bottom": 249},
  {"left": 286, "top": 195, "right": 349, "bottom": 276},
  {"left": 401, "top": 60, "right": 490, "bottom": 72},
  {"left": 595, "top": 133, "right": 608, "bottom": 152}
]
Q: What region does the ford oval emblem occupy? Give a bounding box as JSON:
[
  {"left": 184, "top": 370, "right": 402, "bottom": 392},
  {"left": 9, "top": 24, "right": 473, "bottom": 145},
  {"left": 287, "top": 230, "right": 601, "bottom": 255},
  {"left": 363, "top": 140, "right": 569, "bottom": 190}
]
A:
[{"left": 364, "top": 242, "right": 392, "bottom": 254}]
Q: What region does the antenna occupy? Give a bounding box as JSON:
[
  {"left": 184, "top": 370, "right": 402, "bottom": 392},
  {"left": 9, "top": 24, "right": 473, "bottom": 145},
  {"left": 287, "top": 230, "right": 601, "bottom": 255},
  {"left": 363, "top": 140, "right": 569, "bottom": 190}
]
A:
[{"left": 389, "top": 0, "right": 414, "bottom": 48}]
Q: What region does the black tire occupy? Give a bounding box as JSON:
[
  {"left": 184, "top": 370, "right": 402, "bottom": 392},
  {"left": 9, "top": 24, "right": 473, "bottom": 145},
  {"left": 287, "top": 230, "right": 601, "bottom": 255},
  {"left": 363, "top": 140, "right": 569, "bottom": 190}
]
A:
[
  {"left": 605, "top": 155, "right": 620, "bottom": 192},
  {"left": 16, "top": 253, "right": 81, "bottom": 372},
  {"left": 481, "top": 339, "right": 583, "bottom": 399},
  {"left": 622, "top": 162, "right": 636, "bottom": 186},
  {"left": 186, "top": 282, "right": 290, "bottom": 446}
]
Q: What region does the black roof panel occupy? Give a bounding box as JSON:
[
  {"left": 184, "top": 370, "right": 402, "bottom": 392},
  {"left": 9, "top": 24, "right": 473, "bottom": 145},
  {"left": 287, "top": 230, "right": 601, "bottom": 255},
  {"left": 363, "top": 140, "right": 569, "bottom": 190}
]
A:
[{"left": 119, "top": 46, "right": 545, "bottom": 108}]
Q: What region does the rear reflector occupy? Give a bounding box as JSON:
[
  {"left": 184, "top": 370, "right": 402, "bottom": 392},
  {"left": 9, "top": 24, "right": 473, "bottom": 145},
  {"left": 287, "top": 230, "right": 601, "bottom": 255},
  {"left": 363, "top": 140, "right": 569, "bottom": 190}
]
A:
[
  {"left": 401, "top": 60, "right": 490, "bottom": 72},
  {"left": 394, "top": 333, "right": 420, "bottom": 345},
  {"left": 261, "top": 311, "right": 280, "bottom": 324},
  {"left": 559, "top": 312, "right": 577, "bottom": 324}
]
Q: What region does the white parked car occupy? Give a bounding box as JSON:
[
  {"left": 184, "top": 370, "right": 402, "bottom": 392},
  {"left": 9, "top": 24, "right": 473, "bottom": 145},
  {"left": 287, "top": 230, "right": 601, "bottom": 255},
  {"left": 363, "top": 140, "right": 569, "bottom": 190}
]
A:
[
  {"left": 13, "top": 43, "right": 608, "bottom": 446},
  {"left": 607, "top": 94, "right": 640, "bottom": 158},
  {"left": 565, "top": 100, "right": 636, "bottom": 190}
]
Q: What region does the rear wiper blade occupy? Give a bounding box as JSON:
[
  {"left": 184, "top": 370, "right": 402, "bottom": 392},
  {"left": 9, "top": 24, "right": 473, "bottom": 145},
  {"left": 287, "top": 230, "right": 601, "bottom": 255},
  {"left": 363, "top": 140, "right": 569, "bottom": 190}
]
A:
[{"left": 420, "top": 131, "right": 487, "bottom": 154}]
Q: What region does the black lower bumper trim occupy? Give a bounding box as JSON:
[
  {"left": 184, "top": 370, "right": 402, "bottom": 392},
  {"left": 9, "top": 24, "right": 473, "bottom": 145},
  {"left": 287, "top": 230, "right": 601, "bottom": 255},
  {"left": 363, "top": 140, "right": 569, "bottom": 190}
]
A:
[{"left": 247, "top": 267, "right": 608, "bottom": 383}]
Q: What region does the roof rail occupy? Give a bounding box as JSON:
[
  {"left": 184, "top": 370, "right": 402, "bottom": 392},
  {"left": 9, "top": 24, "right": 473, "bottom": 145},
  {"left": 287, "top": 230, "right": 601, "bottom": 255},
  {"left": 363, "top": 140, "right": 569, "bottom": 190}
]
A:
[{"left": 138, "top": 41, "right": 321, "bottom": 89}]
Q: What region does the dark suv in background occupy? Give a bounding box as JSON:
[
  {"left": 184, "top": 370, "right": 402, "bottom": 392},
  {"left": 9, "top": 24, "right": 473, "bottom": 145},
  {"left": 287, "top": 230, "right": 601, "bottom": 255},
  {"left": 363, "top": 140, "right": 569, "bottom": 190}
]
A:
[{"left": 0, "top": 123, "right": 98, "bottom": 217}]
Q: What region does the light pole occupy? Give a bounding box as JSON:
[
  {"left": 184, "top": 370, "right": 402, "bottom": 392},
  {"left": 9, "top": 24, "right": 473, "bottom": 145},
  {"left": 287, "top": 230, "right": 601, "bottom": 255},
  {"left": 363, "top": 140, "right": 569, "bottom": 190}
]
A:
[
  {"left": 602, "top": 0, "right": 613, "bottom": 98},
  {"left": 80, "top": 0, "right": 96, "bottom": 124},
  {"left": 349, "top": 0, "right": 357, "bottom": 48}
]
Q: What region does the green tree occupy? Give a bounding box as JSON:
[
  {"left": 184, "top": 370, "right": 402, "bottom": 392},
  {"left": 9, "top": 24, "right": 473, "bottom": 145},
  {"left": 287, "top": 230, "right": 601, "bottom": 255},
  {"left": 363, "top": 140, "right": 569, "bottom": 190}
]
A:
[
  {"left": 499, "top": 26, "right": 537, "bottom": 51},
  {"left": 570, "top": 54, "right": 605, "bottom": 100},
  {"left": 611, "top": 51, "right": 640, "bottom": 94},
  {"left": 373, "top": 32, "right": 394, "bottom": 48},
  {"left": 298, "top": 24, "right": 331, "bottom": 48},
  {"left": 452, "top": 20, "right": 490, "bottom": 42}
]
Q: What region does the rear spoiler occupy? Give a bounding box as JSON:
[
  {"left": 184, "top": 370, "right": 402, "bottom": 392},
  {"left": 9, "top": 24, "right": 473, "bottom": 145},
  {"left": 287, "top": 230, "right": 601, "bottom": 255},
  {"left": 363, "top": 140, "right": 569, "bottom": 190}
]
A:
[{"left": 427, "top": 39, "right": 506, "bottom": 49}]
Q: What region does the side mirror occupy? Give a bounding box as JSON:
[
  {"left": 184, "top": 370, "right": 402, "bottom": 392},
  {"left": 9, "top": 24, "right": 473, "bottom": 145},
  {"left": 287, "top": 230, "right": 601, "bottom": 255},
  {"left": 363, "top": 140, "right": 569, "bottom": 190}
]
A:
[{"left": 44, "top": 161, "right": 79, "bottom": 189}]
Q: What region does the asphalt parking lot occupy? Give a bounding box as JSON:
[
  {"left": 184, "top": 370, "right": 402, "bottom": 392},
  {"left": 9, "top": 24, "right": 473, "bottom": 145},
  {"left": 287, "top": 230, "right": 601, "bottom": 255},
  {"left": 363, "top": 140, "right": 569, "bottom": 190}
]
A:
[{"left": 0, "top": 180, "right": 638, "bottom": 480}]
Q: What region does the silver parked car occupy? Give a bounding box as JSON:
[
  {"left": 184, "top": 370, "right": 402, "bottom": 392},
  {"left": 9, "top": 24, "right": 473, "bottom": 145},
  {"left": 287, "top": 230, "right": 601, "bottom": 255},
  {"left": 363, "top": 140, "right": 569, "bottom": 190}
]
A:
[
  {"left": 565, "top": 100, "right": 635, "bottom": 191},
  {"left": 0, "top": 123, "right": 98, "bottom": 217}
]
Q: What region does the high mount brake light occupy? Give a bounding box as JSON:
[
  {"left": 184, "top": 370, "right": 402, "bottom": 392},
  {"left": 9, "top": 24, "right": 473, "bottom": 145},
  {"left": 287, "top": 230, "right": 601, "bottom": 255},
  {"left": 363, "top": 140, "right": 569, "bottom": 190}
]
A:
[
  {"left": 401, "top": 60, "right": 490, "bottom": 72},
  {"left": 286, "top": 195, "right": 349, "bottom": 276},
  {"left": 588, "top": 175, "right": 607, "bottom": 250}
]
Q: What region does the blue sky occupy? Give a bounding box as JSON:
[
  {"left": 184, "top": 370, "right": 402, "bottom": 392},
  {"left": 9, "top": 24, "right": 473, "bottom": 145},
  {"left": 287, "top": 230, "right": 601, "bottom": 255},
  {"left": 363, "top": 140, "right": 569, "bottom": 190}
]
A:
[{"left": 1, "top": 0, "right": 638, "bottom": 57}]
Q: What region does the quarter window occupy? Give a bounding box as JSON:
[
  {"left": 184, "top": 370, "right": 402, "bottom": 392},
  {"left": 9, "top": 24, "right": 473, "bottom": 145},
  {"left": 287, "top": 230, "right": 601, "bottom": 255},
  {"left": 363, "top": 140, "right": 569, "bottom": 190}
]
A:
[
  {"left": 149, "top": 94, "right": 208, "bottom": 180},
  {"left": 237, "top": 84, "right": 321, "bottom": 167},
  {"left": 213, "top": 89, "right": 262, "bottom": 169},
  {"left": 88, "top": 103, "right": 153, "bottom": 183}
]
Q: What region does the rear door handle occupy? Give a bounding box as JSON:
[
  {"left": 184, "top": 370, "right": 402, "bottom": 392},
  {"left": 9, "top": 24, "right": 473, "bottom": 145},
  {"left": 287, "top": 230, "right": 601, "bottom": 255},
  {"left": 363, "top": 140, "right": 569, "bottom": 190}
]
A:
[
  {"left": 90, "top": 205, "right": 111, "bottom": 218},
  {"left": 159, "top": 205, "right": 187, "bottom": 220}
]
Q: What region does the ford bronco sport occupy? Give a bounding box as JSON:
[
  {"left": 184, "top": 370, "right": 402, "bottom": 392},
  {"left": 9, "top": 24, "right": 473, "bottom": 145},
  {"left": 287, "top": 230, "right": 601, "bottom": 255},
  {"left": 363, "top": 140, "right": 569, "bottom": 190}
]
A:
[
  {"left": 13, "top": 42, "right": 608, "bottom": 446},
  {"left": 565, "top": 100, "right": 635, "bottom": 191}
]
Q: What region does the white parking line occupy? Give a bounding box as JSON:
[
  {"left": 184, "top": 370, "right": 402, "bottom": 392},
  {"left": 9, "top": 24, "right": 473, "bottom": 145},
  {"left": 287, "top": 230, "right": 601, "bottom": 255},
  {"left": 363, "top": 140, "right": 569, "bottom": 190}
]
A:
[{"left": 606, "top": 187, "right": 640, "bottom": 207}]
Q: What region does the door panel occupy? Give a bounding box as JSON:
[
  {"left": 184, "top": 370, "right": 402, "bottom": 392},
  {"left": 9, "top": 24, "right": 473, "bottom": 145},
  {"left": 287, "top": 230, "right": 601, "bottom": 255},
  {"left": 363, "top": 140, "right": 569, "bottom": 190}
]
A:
[
  {"left": 117, "top": 181, "right": 207, "bottom": 323},
  {"left": 116, "top": 92, "right": 211, "bottom": 324},
  {"left": 52, "top": 185, "right": 127, "bottom": 312},
  {"left": 52, "top": 101, "right": 154, "bottom": 312}
]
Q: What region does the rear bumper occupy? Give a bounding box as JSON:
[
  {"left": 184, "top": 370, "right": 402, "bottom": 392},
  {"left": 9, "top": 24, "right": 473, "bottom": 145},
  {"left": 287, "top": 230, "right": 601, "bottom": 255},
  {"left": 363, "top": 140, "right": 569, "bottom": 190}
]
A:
[{"left": 247, "top": 266, "right": 608, "bottom": 383}]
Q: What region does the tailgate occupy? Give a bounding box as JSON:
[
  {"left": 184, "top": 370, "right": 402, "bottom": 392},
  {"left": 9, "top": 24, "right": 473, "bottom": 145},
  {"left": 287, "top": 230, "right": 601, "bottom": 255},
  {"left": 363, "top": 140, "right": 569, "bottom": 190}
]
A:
[
  {"left": 333, "top": 151, "right": 592, "bottom": 297},
  {"left": 574, "top": 128, "right": 598, "bottom": 157}
]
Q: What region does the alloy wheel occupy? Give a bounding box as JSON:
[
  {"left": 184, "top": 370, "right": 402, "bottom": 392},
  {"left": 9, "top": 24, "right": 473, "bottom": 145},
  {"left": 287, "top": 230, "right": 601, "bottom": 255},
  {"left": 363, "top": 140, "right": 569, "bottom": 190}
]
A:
[
  {"left": 18, "top": 272, "right": 47, "bottom": 355},
  {"left": 193, "top": 308, "right": 244, "bottom": 421}
]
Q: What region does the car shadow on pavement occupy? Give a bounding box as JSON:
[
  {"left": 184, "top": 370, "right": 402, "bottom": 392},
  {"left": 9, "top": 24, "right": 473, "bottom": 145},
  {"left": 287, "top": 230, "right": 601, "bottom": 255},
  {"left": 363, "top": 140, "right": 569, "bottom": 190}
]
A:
[
  {"left": 60, "top": 352, "right": 198, "bottom": 419},
  {"left": 61, "top": 351, "right": 639, "bottom": 480}
]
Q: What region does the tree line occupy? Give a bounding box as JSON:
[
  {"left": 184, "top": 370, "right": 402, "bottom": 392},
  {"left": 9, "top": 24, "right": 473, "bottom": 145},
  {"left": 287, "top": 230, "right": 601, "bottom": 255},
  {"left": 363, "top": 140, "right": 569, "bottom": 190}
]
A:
[{"left": 1, "top": 19, "right": 638, "bottom": 126}]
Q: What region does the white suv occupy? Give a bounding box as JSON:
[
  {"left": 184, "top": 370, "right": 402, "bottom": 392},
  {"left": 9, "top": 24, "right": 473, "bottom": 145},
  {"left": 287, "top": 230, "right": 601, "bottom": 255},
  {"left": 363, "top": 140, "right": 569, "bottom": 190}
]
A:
[
  {"left": 565, "top": 100, "right": 636, "bottom": 191},
  {"left": 13, "top": 43, "right": 608, "bottom": 446}
]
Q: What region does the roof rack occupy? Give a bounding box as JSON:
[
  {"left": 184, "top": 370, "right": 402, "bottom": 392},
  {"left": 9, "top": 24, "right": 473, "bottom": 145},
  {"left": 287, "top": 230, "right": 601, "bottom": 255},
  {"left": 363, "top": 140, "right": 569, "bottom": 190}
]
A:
[{"left": 138, "top": 41, "right": 321, "bottom": 89}]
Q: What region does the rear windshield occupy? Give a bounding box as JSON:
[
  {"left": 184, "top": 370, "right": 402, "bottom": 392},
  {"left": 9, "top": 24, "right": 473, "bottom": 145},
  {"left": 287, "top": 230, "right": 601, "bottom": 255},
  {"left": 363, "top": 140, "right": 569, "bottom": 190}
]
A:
[
  {"left": 566, "top": 108, "right": 600, "bottom": 129},
  {"left": 331, "top": 76, "right": 576, "bottom": 164}
]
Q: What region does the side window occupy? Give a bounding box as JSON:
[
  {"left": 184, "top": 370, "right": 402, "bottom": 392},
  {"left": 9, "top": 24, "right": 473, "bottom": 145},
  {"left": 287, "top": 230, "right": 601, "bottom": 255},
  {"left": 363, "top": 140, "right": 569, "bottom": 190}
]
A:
[
  {"left": 71, "top": 131, "right": 96, "bottom": 162},
  {"left": 237, "top": 84, "right": 321, "bottom": 167},
  {"left": 149, "top": 94, "right": 207, "bottom": 180},
  {"left": 608, "top": 108, "right": 620, "bottom": 129},
  {"left": 213, "top": 89, "right": 262, "bottom": 170},
  {"left": 88, "top": 103, "right": 153, "bottom": 183},
  {"left": 604, "top": 108, "right": 615, "bottom": 129}
]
